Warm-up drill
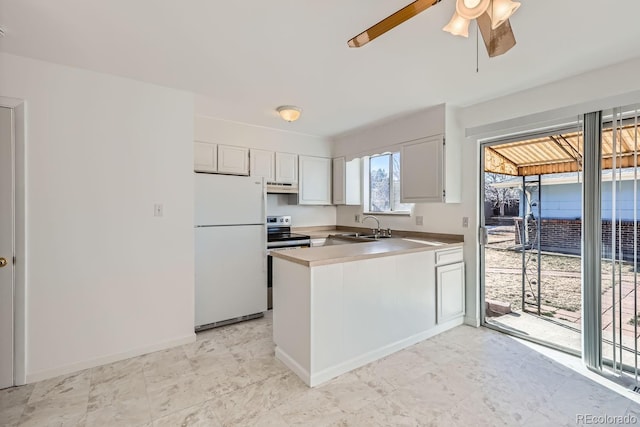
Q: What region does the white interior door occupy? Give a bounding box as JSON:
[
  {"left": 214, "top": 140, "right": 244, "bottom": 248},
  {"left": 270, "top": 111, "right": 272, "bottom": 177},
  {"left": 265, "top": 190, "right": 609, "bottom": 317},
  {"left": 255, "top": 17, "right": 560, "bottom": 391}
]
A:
[{"left": 0, "top": 106, "right": 14, "bottom": 389}]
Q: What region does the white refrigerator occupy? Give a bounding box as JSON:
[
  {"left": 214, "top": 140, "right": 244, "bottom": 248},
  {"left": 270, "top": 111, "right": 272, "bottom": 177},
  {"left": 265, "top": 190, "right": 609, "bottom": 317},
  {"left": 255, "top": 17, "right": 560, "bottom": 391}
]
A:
[{"left": 194, "top": 173, "right": 267, "bottom": 330}]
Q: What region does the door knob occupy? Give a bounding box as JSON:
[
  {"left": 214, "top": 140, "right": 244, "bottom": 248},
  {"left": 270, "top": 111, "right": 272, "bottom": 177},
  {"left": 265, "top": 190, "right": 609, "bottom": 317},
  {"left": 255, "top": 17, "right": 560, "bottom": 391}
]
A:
[{"left": 0, "top": 258, "right": 7, "bottom": 268}]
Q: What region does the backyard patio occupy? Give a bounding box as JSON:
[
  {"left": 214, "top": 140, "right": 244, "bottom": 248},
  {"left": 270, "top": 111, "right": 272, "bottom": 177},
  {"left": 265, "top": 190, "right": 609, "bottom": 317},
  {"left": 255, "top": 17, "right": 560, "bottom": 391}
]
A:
[{"left": 484, "top": 223, "right": 640, "bottom": 367}]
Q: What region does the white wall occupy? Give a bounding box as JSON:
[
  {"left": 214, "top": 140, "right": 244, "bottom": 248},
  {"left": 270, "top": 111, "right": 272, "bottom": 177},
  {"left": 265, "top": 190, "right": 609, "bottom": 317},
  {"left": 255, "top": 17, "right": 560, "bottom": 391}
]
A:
[
  {"left": 458, "top": 57, "right": 640, "bottom": 327},
  {"left": 267, "top": 194, "right": 336, "bottom": 227},
  {"left": 0, "top": 53, "right": 195, "bottom": 382},
  {"left": 462, "top": 57, "right": 640, "bottom": 135},
  {"left": 332, "top": 104, "right": 478, "bottom": 325},
  {"left": 332, "top": 58, "right": 640, "bottom": 327},
  {"left": 195, "top": 114, "right": 336, "bottom": 227}
]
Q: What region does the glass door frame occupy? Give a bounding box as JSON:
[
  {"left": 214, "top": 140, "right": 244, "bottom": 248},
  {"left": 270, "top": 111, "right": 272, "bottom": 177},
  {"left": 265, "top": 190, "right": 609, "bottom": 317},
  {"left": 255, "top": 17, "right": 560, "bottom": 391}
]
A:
[{"left": 478, "top": 120, "right": 584, "bottom": 357}]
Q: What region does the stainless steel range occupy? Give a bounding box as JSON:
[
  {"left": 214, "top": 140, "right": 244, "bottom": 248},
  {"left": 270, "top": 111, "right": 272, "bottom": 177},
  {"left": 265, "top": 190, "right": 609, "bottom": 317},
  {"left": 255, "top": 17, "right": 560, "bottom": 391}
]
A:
[{"left": 266, "top": 216, "right": 310, "bottom": 309}]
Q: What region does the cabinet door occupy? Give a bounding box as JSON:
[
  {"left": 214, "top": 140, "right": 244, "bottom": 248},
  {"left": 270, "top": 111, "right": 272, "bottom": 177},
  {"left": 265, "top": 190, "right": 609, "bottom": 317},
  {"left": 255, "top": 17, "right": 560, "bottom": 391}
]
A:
[
  {"left": 436, "top": 262, "right": 465, "bottom": 324},
  {"left": 401, "top": 135, "right": 444, "bottom": 203},
  {"left": 218, "top": 145, "right": 249, "bottom": 175},
  {"left": 332, "top": 157, "right": 346, "bottom": 204},
  {"left": 194, "top": 141, "right": 217, "bottom": 172},
  {"left": 333, "top": 157, "right": 361, "bottom": 205},
  {"left": 299, "top": 156, "right": 332, "bottom": 205},
  {"left": 344, "top": 159, "right": 361, "bottom": 205},
  {"left": 275, "top": 152, "right": 298, "bottom": 184},
  {"left": 250, "top": 149, "right": 275, "bottom": 182}
]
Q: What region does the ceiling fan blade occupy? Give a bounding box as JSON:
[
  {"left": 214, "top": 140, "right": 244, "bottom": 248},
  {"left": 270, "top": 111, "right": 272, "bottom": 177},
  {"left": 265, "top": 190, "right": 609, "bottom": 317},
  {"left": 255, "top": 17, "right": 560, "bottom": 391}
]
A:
[
  {"left": 476, "top": 11, "right": 516, "bottom": 57},
  {"left": 348, "top": 0, "right": 443, "bottom": 48}
]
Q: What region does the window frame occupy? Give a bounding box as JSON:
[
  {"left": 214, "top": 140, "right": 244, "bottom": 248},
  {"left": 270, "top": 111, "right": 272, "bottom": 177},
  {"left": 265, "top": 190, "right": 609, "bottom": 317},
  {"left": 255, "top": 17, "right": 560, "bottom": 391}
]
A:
[{"left": 365, "top": 152, "right": 411, "bottom": 215}]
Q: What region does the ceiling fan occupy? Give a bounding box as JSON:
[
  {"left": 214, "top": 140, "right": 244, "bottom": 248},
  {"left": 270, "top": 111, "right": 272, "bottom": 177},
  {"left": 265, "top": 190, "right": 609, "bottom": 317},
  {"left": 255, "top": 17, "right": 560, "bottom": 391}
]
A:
[{"left": 347, "top": 0, "right": 521, "bottom": 57}]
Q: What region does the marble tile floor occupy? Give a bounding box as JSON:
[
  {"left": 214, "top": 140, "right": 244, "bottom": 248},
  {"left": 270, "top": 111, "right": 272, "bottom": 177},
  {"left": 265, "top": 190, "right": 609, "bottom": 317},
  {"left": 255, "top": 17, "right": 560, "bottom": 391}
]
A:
[{"left": 2, "top": 311, "right": 640, "bottom": 427}]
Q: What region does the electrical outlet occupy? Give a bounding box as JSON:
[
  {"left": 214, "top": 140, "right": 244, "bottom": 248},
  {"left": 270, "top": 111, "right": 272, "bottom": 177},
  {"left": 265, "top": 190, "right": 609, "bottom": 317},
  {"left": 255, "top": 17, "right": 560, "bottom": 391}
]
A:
[
  {"left": 416, "top": 216, "right": 423, "bottom": 226},
  {"left": 154, "top": 203, "right": 163, "bottom": 217},
  {"left": 355, "top": 214, "right": 360, "bottom": 223},
  {"left": 462, "top": 216, "right": 469, "bottom": 228}
]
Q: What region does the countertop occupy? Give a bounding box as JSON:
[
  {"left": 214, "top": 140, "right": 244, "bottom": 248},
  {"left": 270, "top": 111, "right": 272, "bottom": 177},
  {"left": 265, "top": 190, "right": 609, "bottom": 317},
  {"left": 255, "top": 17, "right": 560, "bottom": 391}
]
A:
[
  {"left": 269, "top": 235, "right": 464, "bottom": 267},
  {"left": 293, "top": 225, "right": 464, "bottom": 242}
]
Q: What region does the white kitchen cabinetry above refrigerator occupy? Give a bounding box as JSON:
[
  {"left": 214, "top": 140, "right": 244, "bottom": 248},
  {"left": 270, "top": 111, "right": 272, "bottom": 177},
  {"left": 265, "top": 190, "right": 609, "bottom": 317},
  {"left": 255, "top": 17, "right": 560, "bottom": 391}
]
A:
[
  {"left": 296, "top": 155, "right": 332, "bottom": 205},
  {"left": 332, "top": 157, "right": 360, "bottom": 205},
  {"left": 194, "top": 173, "right": 266, "bottom": 330},
  {"left": 217, "top": 145, "right": 249, "bottom": 175},
  {"left": 194, "top": 141, "right": 217, "bottom": 173},
  {"left": 194, "top": 142, "right": 249, "bottom": 176}
]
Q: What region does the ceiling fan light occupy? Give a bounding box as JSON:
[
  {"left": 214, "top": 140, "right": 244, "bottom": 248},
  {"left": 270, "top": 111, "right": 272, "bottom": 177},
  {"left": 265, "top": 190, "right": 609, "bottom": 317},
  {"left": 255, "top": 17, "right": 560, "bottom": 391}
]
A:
[
  {"left": 276, "top": 105, "right": 302, "bottom": 122},
  {"left": 456, "top": 0, "right": 490, "bottom": 20},
  {"left": 488, "top": 0, "right": 521, "bottom": 29},
  {"left": 442, "top": 12, "right": 470, "bottom": 38}
]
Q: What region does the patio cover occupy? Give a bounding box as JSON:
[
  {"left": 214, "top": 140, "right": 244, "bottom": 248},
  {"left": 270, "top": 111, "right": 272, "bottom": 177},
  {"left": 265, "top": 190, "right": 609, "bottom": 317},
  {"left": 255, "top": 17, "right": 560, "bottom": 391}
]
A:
[{"left": 485, "top": 124, "right": 639, "bottom": 176}]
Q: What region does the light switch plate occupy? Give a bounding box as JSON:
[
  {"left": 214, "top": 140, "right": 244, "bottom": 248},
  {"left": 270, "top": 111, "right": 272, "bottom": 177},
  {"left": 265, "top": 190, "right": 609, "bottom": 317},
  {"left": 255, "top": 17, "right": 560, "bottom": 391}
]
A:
[
  {"left": 462, "top": 217, "right": 469, "bottom": 228},
  {"left": 154, "top": 204, "right": 163, "bottom": 217},
  {"left": 416, "top": 216, "right": 423, "bottom": 226}
]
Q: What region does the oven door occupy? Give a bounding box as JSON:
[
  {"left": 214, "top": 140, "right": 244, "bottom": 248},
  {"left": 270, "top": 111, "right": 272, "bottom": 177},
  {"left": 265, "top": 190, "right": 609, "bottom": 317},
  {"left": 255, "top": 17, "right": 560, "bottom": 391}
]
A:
[{"left": 266, "top": 243, "right": 310, "bottom": 309}]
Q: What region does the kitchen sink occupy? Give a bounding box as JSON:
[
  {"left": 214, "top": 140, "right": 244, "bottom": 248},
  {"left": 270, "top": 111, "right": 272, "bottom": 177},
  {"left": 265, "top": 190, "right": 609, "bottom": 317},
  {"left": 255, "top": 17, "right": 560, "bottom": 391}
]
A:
[{"left": 327, "top": 233, "right": 391, "bottom": 243}]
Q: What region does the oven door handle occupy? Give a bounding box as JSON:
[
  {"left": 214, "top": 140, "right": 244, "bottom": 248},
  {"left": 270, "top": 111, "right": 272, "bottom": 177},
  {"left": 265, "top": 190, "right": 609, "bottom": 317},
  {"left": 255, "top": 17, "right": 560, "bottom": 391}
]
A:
[{"left": 267, "top": 240, "right": 311, "bottom": 249}]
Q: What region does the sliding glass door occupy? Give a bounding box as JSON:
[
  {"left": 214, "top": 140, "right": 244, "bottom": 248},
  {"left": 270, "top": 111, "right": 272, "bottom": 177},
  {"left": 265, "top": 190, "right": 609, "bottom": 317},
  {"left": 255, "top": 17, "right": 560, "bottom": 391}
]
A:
[
  {"left": 481, "top": 118, "right": 584, "bottom": 354},
  {"left": 599, "top": 105, "right": 639, "bottom": 380},
  {"left": 481, "top": 104, "right": 640, "bottom": 384}
]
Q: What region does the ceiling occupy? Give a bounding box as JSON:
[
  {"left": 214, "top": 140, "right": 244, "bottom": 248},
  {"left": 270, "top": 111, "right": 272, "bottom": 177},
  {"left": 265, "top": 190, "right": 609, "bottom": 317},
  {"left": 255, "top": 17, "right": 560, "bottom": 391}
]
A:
[{"left": 1, "top": 1, "right": 640, "bottom": 137}]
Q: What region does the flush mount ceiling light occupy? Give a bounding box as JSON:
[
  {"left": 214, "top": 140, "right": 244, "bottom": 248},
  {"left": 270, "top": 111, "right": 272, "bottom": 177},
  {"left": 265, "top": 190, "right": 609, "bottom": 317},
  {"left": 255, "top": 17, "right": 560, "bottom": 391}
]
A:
[
  {"left": 346, "top": 0, "right": 521, "bottom": 57},
  {"left": 277, "top": 105, "right": 302, "bottom": 122}
]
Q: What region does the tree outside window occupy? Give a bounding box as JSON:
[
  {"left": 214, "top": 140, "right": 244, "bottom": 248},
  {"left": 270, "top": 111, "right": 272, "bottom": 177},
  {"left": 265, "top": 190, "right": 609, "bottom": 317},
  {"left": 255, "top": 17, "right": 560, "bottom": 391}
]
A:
[{"left": 369, "top": 153, "right": 411, "bottom": 213}]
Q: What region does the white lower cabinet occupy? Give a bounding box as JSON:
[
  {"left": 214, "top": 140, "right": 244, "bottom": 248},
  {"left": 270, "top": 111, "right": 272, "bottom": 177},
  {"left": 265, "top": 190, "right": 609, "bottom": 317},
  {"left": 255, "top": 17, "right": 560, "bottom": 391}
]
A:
[{"left": 435, "top": 249, "right": 465, "bottom": 324}]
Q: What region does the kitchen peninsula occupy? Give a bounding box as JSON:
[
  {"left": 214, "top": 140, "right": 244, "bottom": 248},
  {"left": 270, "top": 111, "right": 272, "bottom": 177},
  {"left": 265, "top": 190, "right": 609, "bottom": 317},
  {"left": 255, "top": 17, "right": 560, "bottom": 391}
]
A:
[{"left": 271, "top": 235, "right": 465, "bottom": 387}]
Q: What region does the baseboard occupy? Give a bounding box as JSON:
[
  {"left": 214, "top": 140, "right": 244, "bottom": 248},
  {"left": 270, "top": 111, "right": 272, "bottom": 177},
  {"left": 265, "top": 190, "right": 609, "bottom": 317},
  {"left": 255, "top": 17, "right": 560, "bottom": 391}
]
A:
[
  {"left": 26, "top": 333, "right": 196, "bottom": 383},
  {"left": 464, "top": 315, "right": 480, "bottom": 327},
  {"left": 275, "top": 347, "right": 311, "bottom": 386},
  {"left": 277, "top": 318, "right": 464, "bottom": 388},
  {"left": 308, "top": 318, "right": 464, "bottom": 387}
]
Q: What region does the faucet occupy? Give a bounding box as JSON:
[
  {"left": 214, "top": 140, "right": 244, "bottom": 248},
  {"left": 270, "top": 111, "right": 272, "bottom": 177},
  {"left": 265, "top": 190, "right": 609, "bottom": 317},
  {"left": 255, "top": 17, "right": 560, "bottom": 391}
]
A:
[{"left": 361, "top": 215, "right": 381, "bottom": 236}]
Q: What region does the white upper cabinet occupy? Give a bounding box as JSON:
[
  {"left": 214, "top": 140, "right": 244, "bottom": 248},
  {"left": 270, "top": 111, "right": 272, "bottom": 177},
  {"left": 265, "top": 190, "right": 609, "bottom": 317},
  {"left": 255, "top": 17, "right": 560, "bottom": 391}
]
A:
[
  {"left": 400, "top": 106, "right": 462, "bottom": 203},
  {"left": 275, "top": 152, "right": 298, "bottom": 184},
  {"left": 333, "top": 103, "right": 461, "bottom": 204},
  {"left": 401, "top": 135, "right": 444, "bottom": 203},
  {"left": 250, "top": 149, "right": 275, "bottom": 182},
  {"left": 298, "top": 155, "right": 332, "bottom": 205},
  {"left": 332, "top": 157, "right": 361, "bottom": 205},
  {"left": 217, "top": 145, "right": 249, "bottom": 176},
  {"left": 194, "top": 141, "right": 217, "bottom": 173}
]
